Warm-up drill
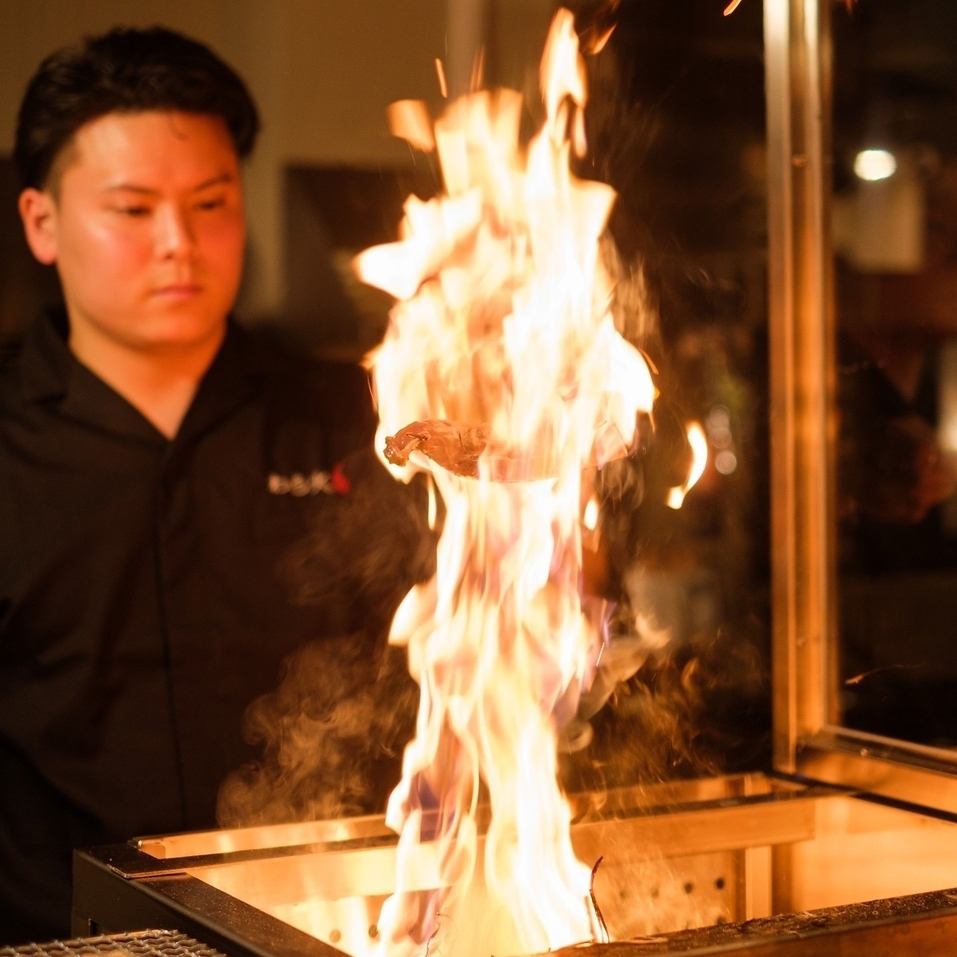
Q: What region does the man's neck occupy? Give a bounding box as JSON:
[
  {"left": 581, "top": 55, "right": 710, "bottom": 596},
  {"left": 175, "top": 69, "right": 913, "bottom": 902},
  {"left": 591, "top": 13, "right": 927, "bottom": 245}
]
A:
[{"left": 68, "top": 325, "right": 226, "bottom": 440}]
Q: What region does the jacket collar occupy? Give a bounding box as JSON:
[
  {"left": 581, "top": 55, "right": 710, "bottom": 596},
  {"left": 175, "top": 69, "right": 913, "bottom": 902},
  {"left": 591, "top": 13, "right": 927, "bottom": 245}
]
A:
[{"left": 19, "top": 308, "right": 264, "bottom": 445}]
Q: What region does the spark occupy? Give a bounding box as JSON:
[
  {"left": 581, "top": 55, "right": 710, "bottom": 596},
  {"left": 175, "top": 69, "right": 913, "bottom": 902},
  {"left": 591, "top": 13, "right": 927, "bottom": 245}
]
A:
[{"left": 435, "top": 58, "right": 448, "bottom": 99}]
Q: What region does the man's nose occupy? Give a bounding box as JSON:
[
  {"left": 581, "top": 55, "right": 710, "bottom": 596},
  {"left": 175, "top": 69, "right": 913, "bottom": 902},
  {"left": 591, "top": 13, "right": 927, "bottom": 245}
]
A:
[{"left": 155, "top": 205, "right": 196, "bottom": 259}]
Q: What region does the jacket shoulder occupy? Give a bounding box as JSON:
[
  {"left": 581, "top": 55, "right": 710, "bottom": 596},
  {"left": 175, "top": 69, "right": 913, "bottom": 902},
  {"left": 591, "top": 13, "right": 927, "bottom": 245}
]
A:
[
  {"left": 241, "top": 326, "right": 377, "bottom": 460},
  {"left": 0, "top": 339, "right": 23, "bottom": 402},
  {"left": 0, "top": 338, "right": 22, "bottom": 372}
]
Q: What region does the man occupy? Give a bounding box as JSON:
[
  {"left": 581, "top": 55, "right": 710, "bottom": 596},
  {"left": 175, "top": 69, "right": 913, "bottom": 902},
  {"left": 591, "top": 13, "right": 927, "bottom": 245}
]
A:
[{"left": 2, "top": 27, "right": 425, "bottom": 942}]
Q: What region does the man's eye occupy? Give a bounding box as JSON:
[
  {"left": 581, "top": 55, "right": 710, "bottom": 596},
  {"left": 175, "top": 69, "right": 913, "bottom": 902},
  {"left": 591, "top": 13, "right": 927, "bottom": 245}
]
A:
[
  {"left": 196, "top": 197, "right": 226, "bottom": 211},
  {"left": 115, "top": 206, "right": 150, "bottom": 217}
]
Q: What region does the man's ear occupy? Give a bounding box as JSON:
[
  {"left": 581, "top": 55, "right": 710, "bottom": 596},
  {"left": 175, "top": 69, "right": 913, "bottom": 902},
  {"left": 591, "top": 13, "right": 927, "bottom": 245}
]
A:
[{"left": 18, "top": 188, "right": 59, "bottom": 265}]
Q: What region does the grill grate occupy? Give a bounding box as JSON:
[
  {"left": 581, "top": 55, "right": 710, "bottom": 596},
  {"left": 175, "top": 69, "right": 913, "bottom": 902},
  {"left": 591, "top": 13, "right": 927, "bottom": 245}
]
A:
[{"left": 0, "top": 931, "right": 226, "bottom": 957}]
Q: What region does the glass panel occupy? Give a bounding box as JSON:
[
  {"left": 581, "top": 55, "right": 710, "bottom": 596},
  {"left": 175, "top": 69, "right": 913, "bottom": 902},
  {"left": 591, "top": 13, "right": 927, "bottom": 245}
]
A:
[
  {"left": 832, "top": 1, "right": 957, "bottom": 745},
  {"left": 542, "top": 1, "right": 772, "bottom": 788}
]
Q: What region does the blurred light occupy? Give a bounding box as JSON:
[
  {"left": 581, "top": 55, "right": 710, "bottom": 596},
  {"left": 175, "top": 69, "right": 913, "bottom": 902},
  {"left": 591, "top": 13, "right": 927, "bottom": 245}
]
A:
[
  {"left": 711, "top": 426, "right": 733, "bottom": 450},
  {"left": 427, "top": 476, "right": 438, "bottom": 530},
  {"left": 706, "top": 405, "right": 731, "bottom": 431},
  {"left": 706, "top": 406, "right": 734, "bottom": 452},
  {"left": 583, "top": 497, "right": 600, "bottom": 531},
  {"left": 715, "top": 450, "right": 738, "bottom": 475},
  {"left": 853, "top": 148, "right": 897, "bottom": 182},
  {"left": 666, "top": 487, "right": 686, "bottom": 510}
]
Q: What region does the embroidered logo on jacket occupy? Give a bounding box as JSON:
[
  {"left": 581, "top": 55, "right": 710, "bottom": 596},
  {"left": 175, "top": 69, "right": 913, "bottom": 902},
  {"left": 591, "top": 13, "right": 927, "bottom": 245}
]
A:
[{"left": 267, "top": 464, "right": 351, "bottom": 497}]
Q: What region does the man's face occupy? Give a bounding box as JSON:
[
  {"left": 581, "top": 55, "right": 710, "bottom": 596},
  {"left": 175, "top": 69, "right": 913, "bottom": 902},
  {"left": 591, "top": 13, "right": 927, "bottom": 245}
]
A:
[{"left": 22, "top": 111, "right": 246, "bottom": 359}]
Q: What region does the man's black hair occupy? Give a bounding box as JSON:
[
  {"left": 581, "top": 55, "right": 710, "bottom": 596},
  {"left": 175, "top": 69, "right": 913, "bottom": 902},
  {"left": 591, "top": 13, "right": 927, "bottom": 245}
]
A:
[{"left": 14, "top": 25, "right": 260, "bottom": 189}]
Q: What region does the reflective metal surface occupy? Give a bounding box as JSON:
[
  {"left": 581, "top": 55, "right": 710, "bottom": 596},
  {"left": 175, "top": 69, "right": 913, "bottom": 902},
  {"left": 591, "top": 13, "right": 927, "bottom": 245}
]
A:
[
  {"left": 765, "top": 0, "right": 835, "bottom": 776},
  {"left": 75, "top": 775, "right": 957, "bottom": 956}
]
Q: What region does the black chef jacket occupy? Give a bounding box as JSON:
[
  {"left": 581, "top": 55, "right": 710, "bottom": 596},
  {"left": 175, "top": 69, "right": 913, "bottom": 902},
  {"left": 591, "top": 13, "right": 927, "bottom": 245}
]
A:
[{"left": 0, "top": 310, "right": 423, "bottom": 942}]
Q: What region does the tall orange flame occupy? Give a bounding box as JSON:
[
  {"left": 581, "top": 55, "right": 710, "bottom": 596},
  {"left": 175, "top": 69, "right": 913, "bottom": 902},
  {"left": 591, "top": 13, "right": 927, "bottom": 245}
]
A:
[{"left": 357, "top": 10, "right": 654, "bottom": 956}]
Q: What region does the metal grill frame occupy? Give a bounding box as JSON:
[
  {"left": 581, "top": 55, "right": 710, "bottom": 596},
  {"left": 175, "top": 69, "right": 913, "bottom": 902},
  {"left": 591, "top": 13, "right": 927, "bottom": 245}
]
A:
[
  {"left": 72, "top": 774, "right": 957, "bottom": 957},
  {"left": 1, "top": 930, "right": 224, "bottom": 957}
]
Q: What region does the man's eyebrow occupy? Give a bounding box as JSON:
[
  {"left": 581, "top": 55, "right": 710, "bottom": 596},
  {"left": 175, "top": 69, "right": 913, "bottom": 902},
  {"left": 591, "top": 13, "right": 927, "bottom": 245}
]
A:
[
  {"left": 190, "top": 172, "right": 236, "bottom": 192},
  {"left": 102, "top": 183, "right": 158, "bottom": 195},
  {"left": 101, "top": 173, "right": 236, "bottom": 195}
]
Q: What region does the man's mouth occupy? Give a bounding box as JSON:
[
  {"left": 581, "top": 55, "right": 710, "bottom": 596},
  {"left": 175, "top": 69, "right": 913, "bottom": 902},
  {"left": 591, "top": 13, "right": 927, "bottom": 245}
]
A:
[{"left": 152, "top": 283, "right": 203, "bottom": 301}]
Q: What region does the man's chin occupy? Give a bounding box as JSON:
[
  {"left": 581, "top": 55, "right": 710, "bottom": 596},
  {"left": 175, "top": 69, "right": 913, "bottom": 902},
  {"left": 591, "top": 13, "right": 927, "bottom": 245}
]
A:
[{"left": 129, "top": 312, "right": 229, "bottom": 355}]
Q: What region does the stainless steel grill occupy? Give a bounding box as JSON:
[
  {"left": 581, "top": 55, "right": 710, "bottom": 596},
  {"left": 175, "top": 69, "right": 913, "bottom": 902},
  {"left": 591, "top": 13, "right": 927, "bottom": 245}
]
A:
[{"left": 73, "top": 774, "right": 957, "bottom": 956}]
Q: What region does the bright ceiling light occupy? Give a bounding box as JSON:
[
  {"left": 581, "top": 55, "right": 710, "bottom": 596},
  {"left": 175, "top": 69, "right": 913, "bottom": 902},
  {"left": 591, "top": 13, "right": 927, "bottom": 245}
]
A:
[{"left": 853, "top": 148, "right": 897, "bottom": 182}]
